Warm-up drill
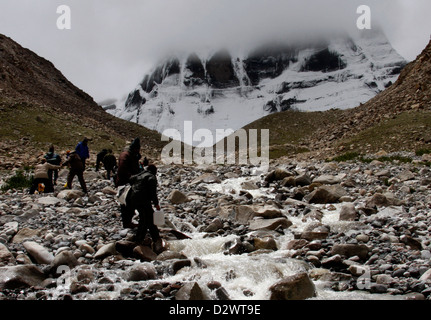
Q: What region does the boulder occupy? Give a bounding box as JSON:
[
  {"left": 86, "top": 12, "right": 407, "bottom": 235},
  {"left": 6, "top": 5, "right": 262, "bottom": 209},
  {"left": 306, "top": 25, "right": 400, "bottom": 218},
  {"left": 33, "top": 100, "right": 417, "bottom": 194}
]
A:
[
  {"left": 330, "top": 244, "right": 370, "bottom": 260},
  {"left": 0, "top": 265, "right": 47, "bottom": 290},
  {"left": 254, "top": 236, "right": 278, "bottom": 250},
  {"left": 305, "top": 185, "right": 348, "bottom": 204},
  {"left": 253, "top": 205, "right": 283, "bottom": 219},
  {"left": 12, "top": 228, "right": 42, "bottom": 243},
  {"left": 265, "top": 168, "right": 292, "bottom": 183},
  {"left": 57, "top": 189, "right": 85, "bottom": 201},
  {"left": 23, "top": 241, "right": 54, "bottom": 264},
  {"left": 133, "top": 245, "right": 157, "bottom": 262},
  {"left": 123, "top": 264, "right": 157, "bottom": 282},
  {"left": 168, "top": 190, "right": 189, "bottom": 204},
  {"left": 191, "top": 173, "right": 221, "bottom": 185},
  {"left": 50, "top": 250, "right": 80, "bottom": 270},
  {"left": 36, "top": 196, "right": 62, "bottom": 206},
  {"left": 0, "top": 243, "right": 15, "bottom": 265},
  {"left": 269, "top": 272, "right": 316, "bottom": 300},
  {"left": 249, "top": 217, "right": 292, "bottom": 231},
  {"left": 295, "top": 174, "right": 312, "bottom": 186},
  {"left": 313, "top": 174, "right": 347, "bottom": 185},
  {"left": 339, "top": 203, "right": 358, "bottom": 221},
  {"left": 94, "top": 242, "right": 117, "bottom": 259},
  {"left": 175, "top": 282, "right": 208, "bottom": 300}
]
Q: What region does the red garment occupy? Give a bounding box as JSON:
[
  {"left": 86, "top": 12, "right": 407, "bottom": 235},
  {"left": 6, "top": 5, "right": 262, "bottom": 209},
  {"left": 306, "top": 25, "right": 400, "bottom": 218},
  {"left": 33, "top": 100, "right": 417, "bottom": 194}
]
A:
[{"left": 115, "top": 149, "right": 140, "bottom": 187}]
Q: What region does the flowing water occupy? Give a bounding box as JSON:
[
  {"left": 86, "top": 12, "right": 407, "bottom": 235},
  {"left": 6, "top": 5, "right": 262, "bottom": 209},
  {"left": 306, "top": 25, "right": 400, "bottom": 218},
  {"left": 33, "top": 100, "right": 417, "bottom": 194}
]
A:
[{"left": 44, "top": 174, "right": 405, "bottom": 301}]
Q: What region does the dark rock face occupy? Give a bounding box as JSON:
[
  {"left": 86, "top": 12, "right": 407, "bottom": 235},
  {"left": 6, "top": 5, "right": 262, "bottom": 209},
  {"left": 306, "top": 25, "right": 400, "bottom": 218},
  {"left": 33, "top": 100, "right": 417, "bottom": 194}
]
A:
[
  {"left": 244, "top": 45, "right": 298, "bottom": 86},
  {"left": 125, "top": 89, "right": 145, "bottom": 110},
  {"left": 140, "top": 57, "right": 181, "bottom": 93},
  {"left": 300, "top": 48, "right": 346, "bottom": 73},
  {"left": 184, "top": 53, "right": 207, "bottom": 87},
  {"left": 206, "top": 50, "right": 240, "bottom": 89}
]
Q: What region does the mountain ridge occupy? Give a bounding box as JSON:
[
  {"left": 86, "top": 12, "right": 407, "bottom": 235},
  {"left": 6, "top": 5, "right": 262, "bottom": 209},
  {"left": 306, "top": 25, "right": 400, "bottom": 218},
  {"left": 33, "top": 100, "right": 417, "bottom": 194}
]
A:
[
  {"left": 106, "top": 29, "right": 407, "bottom": 146},
  {"left": 0, "top": 33, "right": 166, "bottom": 169},
  {"left": 243, "top": 38, "right": 431, "bottom": 161}
]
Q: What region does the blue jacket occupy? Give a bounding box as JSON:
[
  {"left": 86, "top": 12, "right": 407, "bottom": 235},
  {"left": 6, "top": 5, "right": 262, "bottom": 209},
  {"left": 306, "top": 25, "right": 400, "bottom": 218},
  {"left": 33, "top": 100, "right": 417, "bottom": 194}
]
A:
[{"left": 75, "top": 142, "right": 89, "bottom": 161}]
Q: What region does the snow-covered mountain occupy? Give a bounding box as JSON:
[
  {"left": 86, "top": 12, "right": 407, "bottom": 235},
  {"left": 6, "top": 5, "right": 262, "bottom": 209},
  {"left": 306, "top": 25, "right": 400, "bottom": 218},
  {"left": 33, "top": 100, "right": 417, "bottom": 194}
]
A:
[{"left": 104, "top": 29, "right": 406, "bottom": 146}]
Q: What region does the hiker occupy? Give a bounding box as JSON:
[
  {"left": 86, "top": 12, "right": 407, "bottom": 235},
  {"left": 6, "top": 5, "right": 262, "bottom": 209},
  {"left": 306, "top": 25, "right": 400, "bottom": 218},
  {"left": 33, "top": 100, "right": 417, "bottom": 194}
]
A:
[
  {"left": 63, "top": 150, "right": 88, "bottom": 194},
  {"left": 95, "top": 149, "right": 108, "bottom": 172},
  {"left": 75, "top": 137, "right": 90, "bottom": 169},
  {"left": 29, "top": 158, "right": 61, "bottom": 194},
  {"left": 102, "top": 149, "right": 117, "bottom": 180},
  {"left": 127, "top": 164, "right": 163, "bottom": 252},
  {"left": 115, "top": 138, "right": 142, "bottom": 187},
  {"left": 44, "top": 145, "right": 61, "bottom": 186},
  {"left": 115, "top": 138, "right": 142, "bottom": 228}
]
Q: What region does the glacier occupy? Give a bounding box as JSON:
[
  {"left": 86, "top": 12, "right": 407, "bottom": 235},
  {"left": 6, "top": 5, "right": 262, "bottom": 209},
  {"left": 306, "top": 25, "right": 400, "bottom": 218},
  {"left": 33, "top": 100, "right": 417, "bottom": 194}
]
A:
[{"left": 104, "top": 29, "right": 406, "bottom": 146}]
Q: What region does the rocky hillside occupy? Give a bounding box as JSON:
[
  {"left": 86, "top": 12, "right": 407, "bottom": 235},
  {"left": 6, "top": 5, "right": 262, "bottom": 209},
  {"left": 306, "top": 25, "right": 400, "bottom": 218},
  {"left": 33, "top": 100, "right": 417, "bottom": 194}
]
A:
[
  {"left": 243, "top": 39, "right": 431, "bottom": 161},
  {"left": 0, "top": 34, "right": 166, "bottom": 169}
]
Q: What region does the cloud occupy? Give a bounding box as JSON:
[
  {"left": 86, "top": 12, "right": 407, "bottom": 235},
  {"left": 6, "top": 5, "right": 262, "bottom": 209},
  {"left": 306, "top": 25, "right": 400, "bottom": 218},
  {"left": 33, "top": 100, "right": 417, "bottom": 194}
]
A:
[{"left": 1, "top": 0, "right": 430, "bottom": 102}]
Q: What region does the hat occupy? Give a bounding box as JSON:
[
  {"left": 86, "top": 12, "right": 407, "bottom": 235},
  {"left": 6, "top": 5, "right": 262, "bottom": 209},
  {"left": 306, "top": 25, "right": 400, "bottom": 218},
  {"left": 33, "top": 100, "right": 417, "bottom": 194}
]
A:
[
  {"left": 147, "top": 164, "right": 157, "bottom": 175},
  {"left": 130, "top": 137, "right": 141, "bottom": 150}
]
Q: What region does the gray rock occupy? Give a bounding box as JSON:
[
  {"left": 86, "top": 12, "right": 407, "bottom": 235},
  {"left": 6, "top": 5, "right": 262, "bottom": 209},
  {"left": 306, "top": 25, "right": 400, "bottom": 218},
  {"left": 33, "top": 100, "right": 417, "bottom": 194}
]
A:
[
  {"left": 124, "top": 264, "right": 157, "bottom": 282},
  {"left": 305, "top": 185, "right": 348, "bottom": 204},
  {"left": 168, "top": 190, "right": 189, "bottom": 204},
  {"left": 330, "top": 244, "right": 370, "bottom": 260},
  {"left": 23, "top": 241, "right": 54, "bottom": 264},
  {"left": 0, "top": 265, "right": 46, "bottom": 290},
  {"left": 269, "top": 272, "right": 316, "bottom": 300},
  {"left": 175, "top": 282, "right": 208, "bottom": 300},
  {"left": 94, "top": 242, "right": 117, "bottom": 259},
  {"left": 249, "top": 217, "right": 292, "bottom": 231},
  {"left": 339, "top": 203, "right": 358, "bottom": 221}
]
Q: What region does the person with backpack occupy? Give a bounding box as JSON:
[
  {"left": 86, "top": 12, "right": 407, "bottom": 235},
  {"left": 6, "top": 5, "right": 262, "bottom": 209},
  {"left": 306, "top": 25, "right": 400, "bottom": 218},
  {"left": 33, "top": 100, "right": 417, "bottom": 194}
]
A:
[
  {"left": 102, "top": 149, "right": 117, "bottom": 180},
  {"left": 44, "top": 145, "right": 61, "bottom": 186},
  {"left": 126, "top": 164, "right": 163, "bottom": 253},
  {"left": 115, "top": 138, "right": 142, "bottom": 228},
  {"left": 95, "top": 149, "right": 108, "bottom": 172}
]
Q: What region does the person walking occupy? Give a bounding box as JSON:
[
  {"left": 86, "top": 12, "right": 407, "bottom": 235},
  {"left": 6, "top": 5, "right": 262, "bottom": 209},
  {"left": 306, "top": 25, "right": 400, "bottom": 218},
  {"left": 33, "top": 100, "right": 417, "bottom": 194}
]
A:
[
  {"left": 102, "top": 149, "right": 117, "bottom": 180},
  {"left": 63, "top": 150, "right": 88, "bottom": 194},
  {"left": 115, "top": 138, "right": 142, "bottom": 228},
  {"left": 126, "top": 164, "right": 163, "bottom": 253},
  {"left": 75, "top": 138, "right": 90, "bottom": 169},
  {"left": 95, "top": 149, "right": 108, "bottom": 172}
]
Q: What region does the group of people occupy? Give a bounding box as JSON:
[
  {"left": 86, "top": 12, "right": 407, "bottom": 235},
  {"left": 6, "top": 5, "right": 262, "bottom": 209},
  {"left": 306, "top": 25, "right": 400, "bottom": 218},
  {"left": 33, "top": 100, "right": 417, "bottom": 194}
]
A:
[
  {"left": 29, "top": 137, "right": 163, "bottom": 251},
  {"left": 30, "top": 138, "right": 92, "bottom": 195}
]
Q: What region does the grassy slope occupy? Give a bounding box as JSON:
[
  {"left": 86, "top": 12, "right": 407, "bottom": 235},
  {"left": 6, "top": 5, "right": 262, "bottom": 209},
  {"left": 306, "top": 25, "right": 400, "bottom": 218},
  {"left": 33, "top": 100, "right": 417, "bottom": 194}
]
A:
[
  {"left": 0, "top": 98, "right": 166, "bottom": 169},
  {"left": 241, "top": 108, "right": 431, "bottom": 160}
]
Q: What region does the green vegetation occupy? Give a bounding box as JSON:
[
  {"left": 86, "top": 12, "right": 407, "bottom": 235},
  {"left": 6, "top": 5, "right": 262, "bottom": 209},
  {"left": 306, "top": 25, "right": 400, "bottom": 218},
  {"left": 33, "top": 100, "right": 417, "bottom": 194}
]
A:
[
  {"left": 336, "top": 110, "right": 431, "bottom": 155},
  {"left": 242, "top": 109, "right": 343, "bottom": 159},
  {"left": 1, "top": 170, "right": 33, "bottom": 192}
]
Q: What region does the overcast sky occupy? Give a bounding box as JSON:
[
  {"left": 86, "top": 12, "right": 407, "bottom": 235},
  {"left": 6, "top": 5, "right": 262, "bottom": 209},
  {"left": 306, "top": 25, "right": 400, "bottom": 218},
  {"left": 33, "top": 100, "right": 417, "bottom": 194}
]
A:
[{"left": 1, "top": 0, "right": 430, "bottom": 103}]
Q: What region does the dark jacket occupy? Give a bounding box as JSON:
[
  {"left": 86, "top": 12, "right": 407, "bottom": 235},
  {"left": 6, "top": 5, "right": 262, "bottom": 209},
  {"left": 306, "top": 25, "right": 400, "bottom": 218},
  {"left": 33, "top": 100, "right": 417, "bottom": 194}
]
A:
[
  {"left": 129, "top": 170, "right": 159, "bottom": 207},
  {"left": 103, "top": 153, "right": 117, "bottom": 170},
  {"left": 75, "top": 141, "right": 89, "bottom": 161},
  {"left": 44, "top": 152, "right": 61, "bottom": 165},
  {"left": 115, "top": 148, "right": 141, "bottom": 187},
  {"left": 64, "top": 152, "right": 84, "bottom": 171}
]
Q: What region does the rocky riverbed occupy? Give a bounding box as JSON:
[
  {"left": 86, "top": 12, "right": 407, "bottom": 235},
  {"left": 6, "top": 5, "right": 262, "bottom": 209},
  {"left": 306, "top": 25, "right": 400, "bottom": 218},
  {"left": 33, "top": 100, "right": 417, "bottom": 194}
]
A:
[{"left": 1, "top": 152, "right": 431, "bottom": 300}]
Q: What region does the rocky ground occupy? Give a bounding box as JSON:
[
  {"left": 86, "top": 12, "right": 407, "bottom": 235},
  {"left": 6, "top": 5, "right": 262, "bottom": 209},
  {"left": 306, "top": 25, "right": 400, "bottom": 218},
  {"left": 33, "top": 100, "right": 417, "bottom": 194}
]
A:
[{"left": 1, "top": 152, "right": 431, "bottom": 300}]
